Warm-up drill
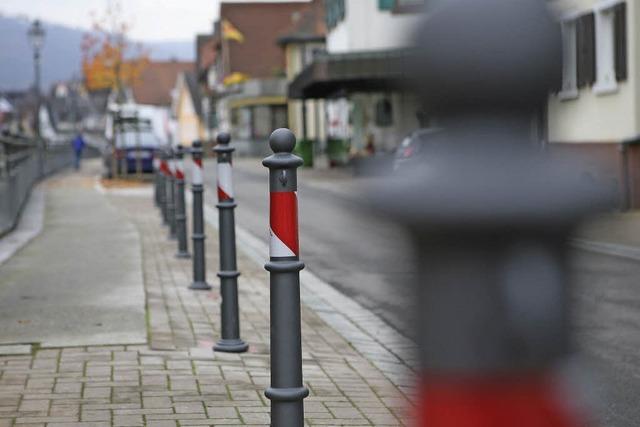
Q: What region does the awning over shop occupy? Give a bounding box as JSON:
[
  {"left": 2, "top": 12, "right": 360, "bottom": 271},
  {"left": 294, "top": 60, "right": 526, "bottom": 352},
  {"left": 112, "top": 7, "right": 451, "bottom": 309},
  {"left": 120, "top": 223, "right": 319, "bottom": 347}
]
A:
[
  {"left": 227, "top": 96, "right": 287, "bottom": 110},
  {"left": 288, "top": 49, "right": 412, "bottom": 99}
]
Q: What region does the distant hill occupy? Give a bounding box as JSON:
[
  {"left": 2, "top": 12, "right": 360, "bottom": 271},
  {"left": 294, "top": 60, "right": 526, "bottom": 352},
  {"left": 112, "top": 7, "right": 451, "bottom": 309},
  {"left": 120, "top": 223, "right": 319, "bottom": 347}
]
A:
[{"left": 0, "top": 15, "right": 194, "bottom": 91}]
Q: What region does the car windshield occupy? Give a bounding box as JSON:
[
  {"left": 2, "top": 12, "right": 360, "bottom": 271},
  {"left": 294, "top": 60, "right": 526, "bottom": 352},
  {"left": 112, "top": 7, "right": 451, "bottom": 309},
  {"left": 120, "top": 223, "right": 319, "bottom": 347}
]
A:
[{"left": 115, "top": 131, "right": 159, "bottom": 148}]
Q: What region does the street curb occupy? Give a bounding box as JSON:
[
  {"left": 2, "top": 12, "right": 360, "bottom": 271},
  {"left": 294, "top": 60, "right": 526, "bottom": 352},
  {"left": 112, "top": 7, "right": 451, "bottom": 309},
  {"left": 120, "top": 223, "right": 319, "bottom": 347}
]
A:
[
  {"left": 0, "top": 184, "right": 45, "bottom": 267},
  {"left": 572, "top": 238, "right": 640, "bottom": 261},
  {"left": 192, "top": 191, "right": 416, "bottom": 395}
]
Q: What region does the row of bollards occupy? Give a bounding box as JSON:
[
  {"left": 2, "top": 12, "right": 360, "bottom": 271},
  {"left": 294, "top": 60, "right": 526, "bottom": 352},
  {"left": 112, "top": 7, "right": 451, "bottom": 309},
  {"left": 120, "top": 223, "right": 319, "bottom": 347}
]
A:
[
  {"left": 152, "top": 2, "right": 607, "bottom": 424},
  {"left": 153, "top": 131, "right": 306, "bottom": 426}
]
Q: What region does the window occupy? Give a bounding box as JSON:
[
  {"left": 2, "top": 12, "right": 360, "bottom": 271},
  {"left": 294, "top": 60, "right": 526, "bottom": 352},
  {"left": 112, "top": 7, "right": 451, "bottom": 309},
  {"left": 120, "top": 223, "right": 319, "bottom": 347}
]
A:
[
  {"left": 594, "top": 0, "right": 627, "bottom": 95},
  {"left": 272, "top": 106, "right": 288, "bottom": 130},
  {"left": 560, "top": 19, "right": 578, "bottom": 99},
  {"left": 378, "top": 0, "right": 394, "bottom": 10},
  {"left": 325, "top": 0, "right": 345, "bottom": 30},
  {"left": 576, "top": 13, "right": 596, "bottom": 88},
  {"left": 375, "top": 99, "right": 393, "bottom": 127},
  {"left": 252, "top": 105, "right": 271, "bottom": 139},
  {"left": 301, "top": 45, "right": 322, "bottom": 69},
  {"left": 557, "top": 1, "right": 626, "bottom": 100},
  {"left": 614, "top": 2, "right": 628, "bottom": 81},
  {"left": 559, "top": 12, "right": 595, "bottom": 99}
]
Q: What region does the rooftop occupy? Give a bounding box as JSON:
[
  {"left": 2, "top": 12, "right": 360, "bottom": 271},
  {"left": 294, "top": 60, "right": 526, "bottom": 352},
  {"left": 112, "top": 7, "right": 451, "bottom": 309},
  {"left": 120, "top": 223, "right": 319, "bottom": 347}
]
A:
[{"left": 132, "top": 61, "right": 194, "bottom": 106}]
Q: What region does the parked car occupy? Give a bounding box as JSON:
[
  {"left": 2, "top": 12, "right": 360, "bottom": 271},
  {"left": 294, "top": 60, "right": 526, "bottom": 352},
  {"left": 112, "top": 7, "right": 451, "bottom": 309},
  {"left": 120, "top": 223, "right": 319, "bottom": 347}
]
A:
[{"left": 393, "top": 128, "right": 443, "bottom": 170}]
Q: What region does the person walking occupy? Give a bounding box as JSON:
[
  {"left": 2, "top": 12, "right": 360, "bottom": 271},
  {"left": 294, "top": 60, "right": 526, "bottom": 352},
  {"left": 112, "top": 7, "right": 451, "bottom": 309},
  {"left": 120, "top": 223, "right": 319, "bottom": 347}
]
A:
[{"left": 71, "top": 133, "right": 86, "bottom": 170}]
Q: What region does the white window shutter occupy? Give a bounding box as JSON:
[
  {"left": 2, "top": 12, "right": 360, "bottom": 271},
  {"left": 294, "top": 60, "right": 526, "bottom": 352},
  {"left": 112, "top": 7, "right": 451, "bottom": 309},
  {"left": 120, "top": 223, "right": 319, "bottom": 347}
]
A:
[
  {"left": 560, "top": 20, "right": 578, "bottom": 99},
  {"left": 594, "top": 6, "right": 618, "bottom": 94}
]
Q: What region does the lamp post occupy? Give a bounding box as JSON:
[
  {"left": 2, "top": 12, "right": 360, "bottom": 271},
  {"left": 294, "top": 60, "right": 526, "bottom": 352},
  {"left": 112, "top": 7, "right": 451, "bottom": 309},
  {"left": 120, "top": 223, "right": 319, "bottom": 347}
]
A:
[{"left": 27, "top": 19, "right": 45, "bottom": 137}]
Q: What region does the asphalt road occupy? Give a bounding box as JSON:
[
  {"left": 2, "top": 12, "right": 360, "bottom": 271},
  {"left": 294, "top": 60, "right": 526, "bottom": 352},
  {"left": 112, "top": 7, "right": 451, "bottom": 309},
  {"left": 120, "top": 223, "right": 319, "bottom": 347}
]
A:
[
  {"left": 202, "top": 158, "right": 640, "bottom": 427},
  {"left": 203, "top": 158, "right": 416, "bottom": 335},
  {"left": 571, "top": 250, "right": 640, "bottom": 427}
]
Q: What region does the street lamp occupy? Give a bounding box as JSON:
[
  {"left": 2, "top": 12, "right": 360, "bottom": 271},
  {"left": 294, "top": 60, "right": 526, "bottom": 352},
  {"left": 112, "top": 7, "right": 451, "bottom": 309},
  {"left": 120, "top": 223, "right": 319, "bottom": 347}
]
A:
[{"left": 27, "top": 19, "right": 45, "bottom": 137}]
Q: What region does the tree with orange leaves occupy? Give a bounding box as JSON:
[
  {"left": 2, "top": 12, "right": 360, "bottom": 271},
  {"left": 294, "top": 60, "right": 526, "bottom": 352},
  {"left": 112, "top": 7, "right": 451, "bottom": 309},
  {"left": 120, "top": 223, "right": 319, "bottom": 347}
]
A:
[{"left": 81, "top": 0, "right": 149, "bottom": 96}]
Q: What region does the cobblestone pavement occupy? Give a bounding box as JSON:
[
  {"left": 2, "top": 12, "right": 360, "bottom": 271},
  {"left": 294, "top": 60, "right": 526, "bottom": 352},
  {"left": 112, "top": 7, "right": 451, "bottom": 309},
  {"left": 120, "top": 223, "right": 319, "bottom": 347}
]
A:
[{"left": 0, "top": 173, "right": 411, "bottom": 426}]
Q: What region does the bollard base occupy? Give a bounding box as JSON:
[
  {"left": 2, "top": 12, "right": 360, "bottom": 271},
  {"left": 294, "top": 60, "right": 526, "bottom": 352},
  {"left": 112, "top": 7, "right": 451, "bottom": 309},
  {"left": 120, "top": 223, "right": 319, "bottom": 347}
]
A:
[
  {"left": 266, "top": 386, "right": 308, "bottom": 427},
  {"left": 175, "top": 251, "right": 191, "bottom": 259},
  {"left": 189, "top": 281, "right": 212, "bottom": 291},
  {"left": 214, "top": 338, "right": 249, "bottom": 353}
]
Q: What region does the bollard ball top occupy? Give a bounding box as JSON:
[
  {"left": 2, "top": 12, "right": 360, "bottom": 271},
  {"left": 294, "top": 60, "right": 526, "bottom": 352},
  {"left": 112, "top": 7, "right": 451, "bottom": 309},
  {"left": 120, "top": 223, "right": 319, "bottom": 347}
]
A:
[
  {"left": 412, "top": 0, "right": 561, "bottom": 113},
  {"left": 269, "top": 128, "right": 296, "bottom": 154},
  {"left": 217, "top": 132, "right": 231, "bottom": 145},
  {"left": 192, "top": 140, "right": 202, "bottom": 148}
]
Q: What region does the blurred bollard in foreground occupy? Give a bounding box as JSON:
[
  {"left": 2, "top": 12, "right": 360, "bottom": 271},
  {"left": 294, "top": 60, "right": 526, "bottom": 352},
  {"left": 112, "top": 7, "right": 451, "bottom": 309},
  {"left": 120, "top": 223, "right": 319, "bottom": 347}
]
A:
[
  {"left": 213, "top": 133, "right": 248, "bottom": 353},
  {"left": 263, "top": 129, "right": 308, "bottom": 427},
  {"left": 370, "top": 1, "right": 615, "bottom": 426},
  {"left": 190, "top": 140, "right": 212, "bottom": 291},
  {"left": 174, "top": 145, "right": 190, "bottom": 259},
  {"left": 166, "top": 147, "right": 177, "bottom": 240}
]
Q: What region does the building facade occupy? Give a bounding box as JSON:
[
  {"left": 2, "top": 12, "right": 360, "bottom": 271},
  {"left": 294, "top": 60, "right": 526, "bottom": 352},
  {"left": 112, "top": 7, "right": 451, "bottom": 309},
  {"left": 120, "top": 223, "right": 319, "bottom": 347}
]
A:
[
  {"left": 549, "top": 0, "right": 637, "bottom": 207},
  {"left": 131, "top": 61, "right": 194, "bottom": 145},
  {"left": 207, "top": 1, "right": 314, "bottom": 156},
  {"left": 289, "top": 0, "right": 424, "bottom": 166},
  {"left": 278, "top": 0, "right": 327, "bottom": 165},
  {"left": 172, "top": 72, "right": 205, "bottom": 147}
]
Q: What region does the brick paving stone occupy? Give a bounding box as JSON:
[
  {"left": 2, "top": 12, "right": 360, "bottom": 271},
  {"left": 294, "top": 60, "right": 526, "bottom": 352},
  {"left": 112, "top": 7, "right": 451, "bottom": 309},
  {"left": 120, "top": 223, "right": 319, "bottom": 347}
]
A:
[
  {"left": 147, "top": 422, "right": 177, "bottom": 427},
  {"left": 113, "top": 413, "right": 144, "bottom": 426},
  {"left": 0, "top": 182, "right": 411, "bottom": 426}
]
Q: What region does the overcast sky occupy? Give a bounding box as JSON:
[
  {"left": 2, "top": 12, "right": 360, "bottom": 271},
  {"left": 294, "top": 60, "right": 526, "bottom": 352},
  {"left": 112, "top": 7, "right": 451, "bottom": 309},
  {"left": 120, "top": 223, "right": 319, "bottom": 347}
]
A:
[{"left": 0, "top": 0, "right": 310, "bottom": 41}]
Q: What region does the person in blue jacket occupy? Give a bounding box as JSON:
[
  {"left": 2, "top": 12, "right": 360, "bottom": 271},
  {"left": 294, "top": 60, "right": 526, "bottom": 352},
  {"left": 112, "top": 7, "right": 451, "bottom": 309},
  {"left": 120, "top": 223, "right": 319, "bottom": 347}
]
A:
[{"left": 71, "top": 133, "right": 86, "bottom": 170}]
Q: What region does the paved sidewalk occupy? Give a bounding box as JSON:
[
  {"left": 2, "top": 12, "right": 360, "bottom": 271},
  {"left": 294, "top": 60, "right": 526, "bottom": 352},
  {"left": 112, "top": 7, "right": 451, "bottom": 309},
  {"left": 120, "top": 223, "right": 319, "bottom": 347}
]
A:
[
  {"left": 0, "top": 162, "right": 411, "bottom": 426},
  {"left": 574, "top": 212, "right": 640, "bottom": 260},
  {"left": 0, "top": 168, "right": 146, "bottom": 348}
]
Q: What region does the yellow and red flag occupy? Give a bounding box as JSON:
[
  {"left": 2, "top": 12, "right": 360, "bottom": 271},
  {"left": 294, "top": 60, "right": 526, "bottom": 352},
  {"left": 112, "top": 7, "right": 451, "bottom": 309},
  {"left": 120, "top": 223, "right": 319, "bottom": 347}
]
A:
[{"left": 222, "top": 19, "right": 244, "bottom": 43}]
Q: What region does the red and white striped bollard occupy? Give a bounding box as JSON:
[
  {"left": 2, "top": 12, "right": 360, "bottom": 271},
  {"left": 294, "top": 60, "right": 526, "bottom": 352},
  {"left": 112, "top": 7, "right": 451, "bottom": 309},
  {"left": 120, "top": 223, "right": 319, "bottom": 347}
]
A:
[{"left": 263, "top": 128, "right": 308, "bottom": 427}]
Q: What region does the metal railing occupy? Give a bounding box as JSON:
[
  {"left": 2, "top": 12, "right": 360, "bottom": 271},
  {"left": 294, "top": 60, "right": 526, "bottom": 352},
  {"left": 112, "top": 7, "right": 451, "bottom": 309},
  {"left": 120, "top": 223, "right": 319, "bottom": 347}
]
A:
[{"left": 0, "top": 134, "right": 73, "bottom": 237}]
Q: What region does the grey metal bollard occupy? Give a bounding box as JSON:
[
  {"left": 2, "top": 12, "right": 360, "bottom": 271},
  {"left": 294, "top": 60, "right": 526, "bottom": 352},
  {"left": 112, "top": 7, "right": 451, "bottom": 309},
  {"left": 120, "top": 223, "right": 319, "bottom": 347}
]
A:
[
  {"left": 263, "top": 129, "right": 308, "bottom": 427},
  {"left": 213, "top": 133, "right": 248, "bottom": 353},
  {"left": 174, "top": 145, "right": 191, "bottom": 259},
  {"left": 166, "top": 148, "right": 177, "bottom": 240},
  {"left": 153, "top": 155, "right": 161, "bottom": 207},
  {"left": 189, "top": 140, "right": 212, "bottom": 291},
  {"left": 370, "top": 2, "right": 612, "bottom": 425},
  {"left": 159, "top": 150, "right": 169, "bottom": 225}
]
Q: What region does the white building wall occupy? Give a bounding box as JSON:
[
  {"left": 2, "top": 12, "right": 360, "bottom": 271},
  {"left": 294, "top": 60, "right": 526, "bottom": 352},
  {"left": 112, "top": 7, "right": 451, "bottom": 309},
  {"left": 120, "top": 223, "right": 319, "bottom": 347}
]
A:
[
  {"left": 286, "top": 44, "right": 327, "bottom": 145},
  {"left": 177, "top": 91, "right": 200, "bottom": 147},
  {"left": 321, "top": 1, "right": 424, "bottom": 154},
  {"left": 326, "top": 1, "right": 422, "bottom": 53},
  {"left": 548, "top": 0, "right": 639, "bottom": 143}
]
